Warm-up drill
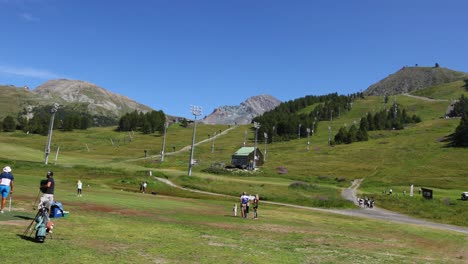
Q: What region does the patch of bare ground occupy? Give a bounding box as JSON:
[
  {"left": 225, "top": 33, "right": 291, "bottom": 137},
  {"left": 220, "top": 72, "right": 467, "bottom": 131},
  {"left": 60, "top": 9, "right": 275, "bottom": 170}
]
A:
[
  {"left": 0, "top": 220, "right": 29, "bottom": 226},
  {"left": 65, "top": 201, "right": 154, "bottom": 217},
  {"left": 201, "top": 234, "right": 238, "bottom": 248}
]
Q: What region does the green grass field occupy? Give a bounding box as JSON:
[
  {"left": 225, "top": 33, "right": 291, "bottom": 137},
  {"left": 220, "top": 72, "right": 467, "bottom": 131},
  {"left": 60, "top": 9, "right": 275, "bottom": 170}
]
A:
[{"left": 1, "top": 83, "right": 467, "bottom": 263}]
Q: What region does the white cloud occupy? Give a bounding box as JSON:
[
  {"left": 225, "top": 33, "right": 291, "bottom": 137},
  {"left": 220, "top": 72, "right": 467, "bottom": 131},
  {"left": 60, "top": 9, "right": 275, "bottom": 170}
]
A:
[
  {"left": 19, "top": 12, "right": 39, "bottom": 21},
  {"left": 0, "top": 65, "right": 65, "bottom": 79}
]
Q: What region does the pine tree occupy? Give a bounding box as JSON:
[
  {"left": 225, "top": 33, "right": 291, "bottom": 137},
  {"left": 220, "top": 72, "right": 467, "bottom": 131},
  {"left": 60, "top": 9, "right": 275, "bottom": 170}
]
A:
[
  {"left": 449, "top": 112, "right": 468, "bottom": 147},
  {"left": 2, "top": 116, "right": 16, "bottom": 132}
]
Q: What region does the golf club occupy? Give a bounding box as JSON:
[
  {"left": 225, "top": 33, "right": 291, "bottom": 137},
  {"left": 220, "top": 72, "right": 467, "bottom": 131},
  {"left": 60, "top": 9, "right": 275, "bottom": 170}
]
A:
[
  {"left": 33, "top": 189, "right": 41, "bottom": 210},
  {"left": 8, "top": 195, "right": 12, "bottom": 212}
]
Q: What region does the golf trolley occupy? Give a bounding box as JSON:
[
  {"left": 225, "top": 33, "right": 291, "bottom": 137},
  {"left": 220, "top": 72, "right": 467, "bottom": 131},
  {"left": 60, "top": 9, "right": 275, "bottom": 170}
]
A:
[{"left": 23, "top": 202, "right": 54, "bottom": 243}]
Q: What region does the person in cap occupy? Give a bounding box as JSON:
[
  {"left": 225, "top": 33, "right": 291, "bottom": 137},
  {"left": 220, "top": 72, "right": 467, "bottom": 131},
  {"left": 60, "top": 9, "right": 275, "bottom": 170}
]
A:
[
  {"left": 0, "top": 166, "right": 14, "bottom": 213},
  {"left": 39, "top": 171, "right": 55, "bottom": 209}
]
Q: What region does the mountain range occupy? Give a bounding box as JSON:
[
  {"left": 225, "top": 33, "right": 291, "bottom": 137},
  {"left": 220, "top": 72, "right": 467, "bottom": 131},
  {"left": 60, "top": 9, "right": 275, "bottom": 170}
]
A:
[
  {"left": 201, "top": 94, "right": 281, "bottom": 125},
  {"left": 1, "top": 65, "right": 467, "bottom": 125}
]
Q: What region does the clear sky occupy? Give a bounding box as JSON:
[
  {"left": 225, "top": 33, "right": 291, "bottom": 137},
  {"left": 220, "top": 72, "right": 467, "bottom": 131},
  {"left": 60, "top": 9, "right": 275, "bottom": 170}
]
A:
[{"left": 1, "top": 0, "right": 467, "bottom": 118}]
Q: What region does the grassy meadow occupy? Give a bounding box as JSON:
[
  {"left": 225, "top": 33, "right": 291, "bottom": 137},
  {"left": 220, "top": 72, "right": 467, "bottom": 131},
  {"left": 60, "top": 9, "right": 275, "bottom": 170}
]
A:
[{"left": 1, "top": 83, "right": 468, "bottom": 263}]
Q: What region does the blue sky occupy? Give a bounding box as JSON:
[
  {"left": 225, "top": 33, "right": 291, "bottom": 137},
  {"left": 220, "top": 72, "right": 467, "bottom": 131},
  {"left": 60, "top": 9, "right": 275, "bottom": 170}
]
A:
[{"left": 1, "top": 0, "right": 467, "bottom": 118}]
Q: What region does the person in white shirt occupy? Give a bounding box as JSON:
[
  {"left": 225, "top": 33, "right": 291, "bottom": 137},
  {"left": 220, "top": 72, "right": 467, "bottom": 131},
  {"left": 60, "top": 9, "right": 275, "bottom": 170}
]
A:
[
  {"left": 77, "top": 180, "right": 83, "bottom": 197},
  {"left": 0, "top": 166, "right": 14, "bottom": 213}
]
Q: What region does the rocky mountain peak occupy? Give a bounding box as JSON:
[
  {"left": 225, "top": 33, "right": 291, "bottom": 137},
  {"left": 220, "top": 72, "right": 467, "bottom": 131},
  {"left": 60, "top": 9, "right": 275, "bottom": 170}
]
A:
[{"left": 202, "top": 94, "right": 281, "bottom": 125}]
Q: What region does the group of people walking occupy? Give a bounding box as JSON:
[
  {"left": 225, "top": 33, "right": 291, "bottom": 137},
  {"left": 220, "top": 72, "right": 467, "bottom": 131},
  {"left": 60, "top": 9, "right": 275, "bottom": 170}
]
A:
[
  {"left": 357, "top": 197, "right": 374, "bottom": 208},
  {"left": 238, "top": 192, "right": 259, "bottom": 219}
]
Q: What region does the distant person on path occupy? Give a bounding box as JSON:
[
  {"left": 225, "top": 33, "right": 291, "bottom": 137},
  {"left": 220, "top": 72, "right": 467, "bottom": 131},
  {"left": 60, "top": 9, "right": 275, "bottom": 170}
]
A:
[
  {"left": 142, "top": 181, "right": 147, "bottom": 193},
  {"left": 252, "top": 194, "right": 259, "bottom": 219},
  {"left": 233, "top": 203, "right": 237, "bottom": 217},
  {"left": 77, "top": 180, "right": 83, "bottom": 197},
  {"left": 240, "top": 192, "right": 249, "bottom": 218},
  {"left": 0, "top": 166, "right": 14, "bottom": 213},
  {"left": 39, "top": 171, "right": 55, "bottom": 209}
]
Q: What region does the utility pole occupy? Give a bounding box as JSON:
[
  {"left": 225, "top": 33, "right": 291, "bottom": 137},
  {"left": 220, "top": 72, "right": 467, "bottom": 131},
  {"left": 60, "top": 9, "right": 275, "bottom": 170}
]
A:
[
  {"left": 298, "top": 123, "right": 302, "bottom": 139},
  {"left": 188, "top": 106, "right": 202, "bottom": 176},
  {"left": 272, "top": 125, "right": 275, "bottom": 143},
  {"left": 211, "top": 131, "right": 216, "bottom": 153},
  {"left": 243, "top": 130, "right": 247, "bottom": 146},
  {"left": 44, "top": 103, "right": 59, "bottom": 165},
  {"left": 263, "top": 132, "right": 268, "bottom": 161},
  {"left": 306, "top": 128, "right": 311, "bottom": 151},
  {"left": 161, "top": 122, "right": 168, "bottom": 162},
  {"left": 252, "top": 122, "right": 260, "bottom": 169}
]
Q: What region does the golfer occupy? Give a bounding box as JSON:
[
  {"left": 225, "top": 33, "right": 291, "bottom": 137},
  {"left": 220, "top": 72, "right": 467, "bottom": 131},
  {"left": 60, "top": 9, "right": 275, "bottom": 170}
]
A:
[
  {"left": 39, "top": 171, "right": 55, "bottom": 209},
  {"left": 0, "top": 166, "right": 14, "bottom": 213}
]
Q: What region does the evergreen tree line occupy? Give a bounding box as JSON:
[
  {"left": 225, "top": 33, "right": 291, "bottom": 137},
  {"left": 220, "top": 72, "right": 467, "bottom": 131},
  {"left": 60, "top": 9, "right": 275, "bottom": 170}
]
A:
[
  {"left": 333, "top": 103, "right": 421, "bottom": 145},
  {"left": 448, "top": 94, "right": 468, "bottom": 118},
  {"left": 252, "top": 92, "right": 364, "bottom": 142},
  {"left": 447, "top": 93, "right": 468, "bottom": 147},
  {"left": 117, "top": 110, "right": 166, "bottom": 134},
  {"left": 333, "top": 119, "right": 369, "bottom": 145},
  {"left": 1, "top": 104, "right": 97, "bottom": 135},
  {"left": 362, "top": 103, "right": 421, "bottom": 131}
]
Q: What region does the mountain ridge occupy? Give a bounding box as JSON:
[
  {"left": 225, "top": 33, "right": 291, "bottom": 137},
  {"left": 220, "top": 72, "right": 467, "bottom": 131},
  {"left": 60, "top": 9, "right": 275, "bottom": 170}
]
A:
[
  {"left": 364, "top": 66, "right": 468, "bottom": 96},
  {"left": 201, "top": 94, "right": 281, "bottom": 125}
]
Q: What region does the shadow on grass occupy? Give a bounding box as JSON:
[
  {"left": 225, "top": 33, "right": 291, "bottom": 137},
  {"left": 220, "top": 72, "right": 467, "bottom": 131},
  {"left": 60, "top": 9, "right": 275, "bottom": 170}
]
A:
[
  {"left": 14, "top": 215, "right": 35, "bottom": 220},
  {"left": 17, "top": 234, "right": 39, "bottom": 243},
  {"left": 18, "top": 233, "right": 63, "bottom": 243}
]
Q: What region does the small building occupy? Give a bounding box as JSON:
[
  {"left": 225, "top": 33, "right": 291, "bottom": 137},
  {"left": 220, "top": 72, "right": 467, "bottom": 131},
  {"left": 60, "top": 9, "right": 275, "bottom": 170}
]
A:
[
  {"left": 231, "top": 147, "right": 264, "bottom": 169},
  {"left": 421, "top": 188, "right": 433, "bottom": 199}
]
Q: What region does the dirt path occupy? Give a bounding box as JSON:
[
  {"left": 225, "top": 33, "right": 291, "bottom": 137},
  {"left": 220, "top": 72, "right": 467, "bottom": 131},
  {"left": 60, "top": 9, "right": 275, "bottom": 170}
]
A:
[
  {"left": 338, "top": 179, "right": 468, "bottom": 234},
  {"left": 402, "top": 93, "right": 449, "bottom": 102},
  {"left": 155, "top": 177, "right": 468, "bottom": 235},
  {"left": 126, "top": 125, "right": 237, "bottom": 162}
]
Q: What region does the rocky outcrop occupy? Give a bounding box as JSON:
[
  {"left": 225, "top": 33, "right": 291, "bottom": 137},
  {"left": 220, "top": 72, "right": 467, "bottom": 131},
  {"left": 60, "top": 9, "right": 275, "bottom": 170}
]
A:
[{"left": 202, "top": 94, "right": 281, "bottom": 125}]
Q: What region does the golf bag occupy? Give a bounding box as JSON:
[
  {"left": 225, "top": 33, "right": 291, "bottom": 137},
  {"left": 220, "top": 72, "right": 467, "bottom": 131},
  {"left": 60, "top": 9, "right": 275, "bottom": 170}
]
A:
[
  {"left": 39, "top": 179, "right": 48, "bottom": 194},
  {"left": 34, "top": 205, "right": 54, "bottom": 243}
]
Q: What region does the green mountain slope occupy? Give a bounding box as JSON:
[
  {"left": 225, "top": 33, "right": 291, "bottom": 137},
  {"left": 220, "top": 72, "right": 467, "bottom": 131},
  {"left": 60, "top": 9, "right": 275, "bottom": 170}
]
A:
[
  {"left": 365, "top": 66, "right": 468, "bottom": 96},
  {"left": 411, "top": 80, "right": 468, "bottom": 100},
  {"left": 0, "top": 88, "right": 466, "bottom": 226}
]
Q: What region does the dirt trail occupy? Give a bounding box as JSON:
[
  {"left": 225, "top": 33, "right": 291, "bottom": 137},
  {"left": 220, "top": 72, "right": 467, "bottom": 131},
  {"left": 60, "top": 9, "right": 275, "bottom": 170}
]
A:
[
  {"left": 402, "top": 93, "right": 449, "bottom": 102},
  {"left": 338, "top": 179, "right": 468, "bottom": 234},
  {"left": 126, "top": 125, "right": 237, "bottom": 162},
  {"left": 155, "top": 177, "right": 468, "bottom": 235}
]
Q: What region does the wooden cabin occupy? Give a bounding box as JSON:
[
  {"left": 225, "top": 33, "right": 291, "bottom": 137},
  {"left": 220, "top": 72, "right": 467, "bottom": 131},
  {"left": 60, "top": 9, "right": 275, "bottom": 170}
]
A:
[{"left": 231, "top": 147, "right": 264, "bottom": 169}]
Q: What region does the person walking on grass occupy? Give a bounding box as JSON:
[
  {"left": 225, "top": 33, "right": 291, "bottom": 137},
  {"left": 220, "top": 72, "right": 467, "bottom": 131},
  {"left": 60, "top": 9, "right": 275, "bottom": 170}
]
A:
[
  {"left": 142, "top": 181, "right": 147, "bottom": 193},
  {"left": 77, "top": 180, "right": 83, "bottom": 197},
  {"left": 252, "top": 194, "right": 259, "bottom": 219},
  {"left": 240, "top": 192, "right": 249, "bottom": 218},
  {"left": 0, "top": 166, "right": 14, "bottom": 213}
]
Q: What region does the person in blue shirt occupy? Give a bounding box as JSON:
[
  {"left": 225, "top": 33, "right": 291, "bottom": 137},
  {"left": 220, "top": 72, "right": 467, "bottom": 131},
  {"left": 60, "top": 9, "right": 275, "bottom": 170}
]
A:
[
  {"left": 0, "top": 166, "right": 14, "bottom": 213},
  {"left": 240, "top": 192, "right": 249, "bottom": 218}
]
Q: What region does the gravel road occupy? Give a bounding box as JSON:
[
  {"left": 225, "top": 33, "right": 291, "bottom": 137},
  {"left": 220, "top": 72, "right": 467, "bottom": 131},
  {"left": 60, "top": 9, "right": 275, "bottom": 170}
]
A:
[{"left": 155, "top": 177, "right": 468, "bottom": 234}]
